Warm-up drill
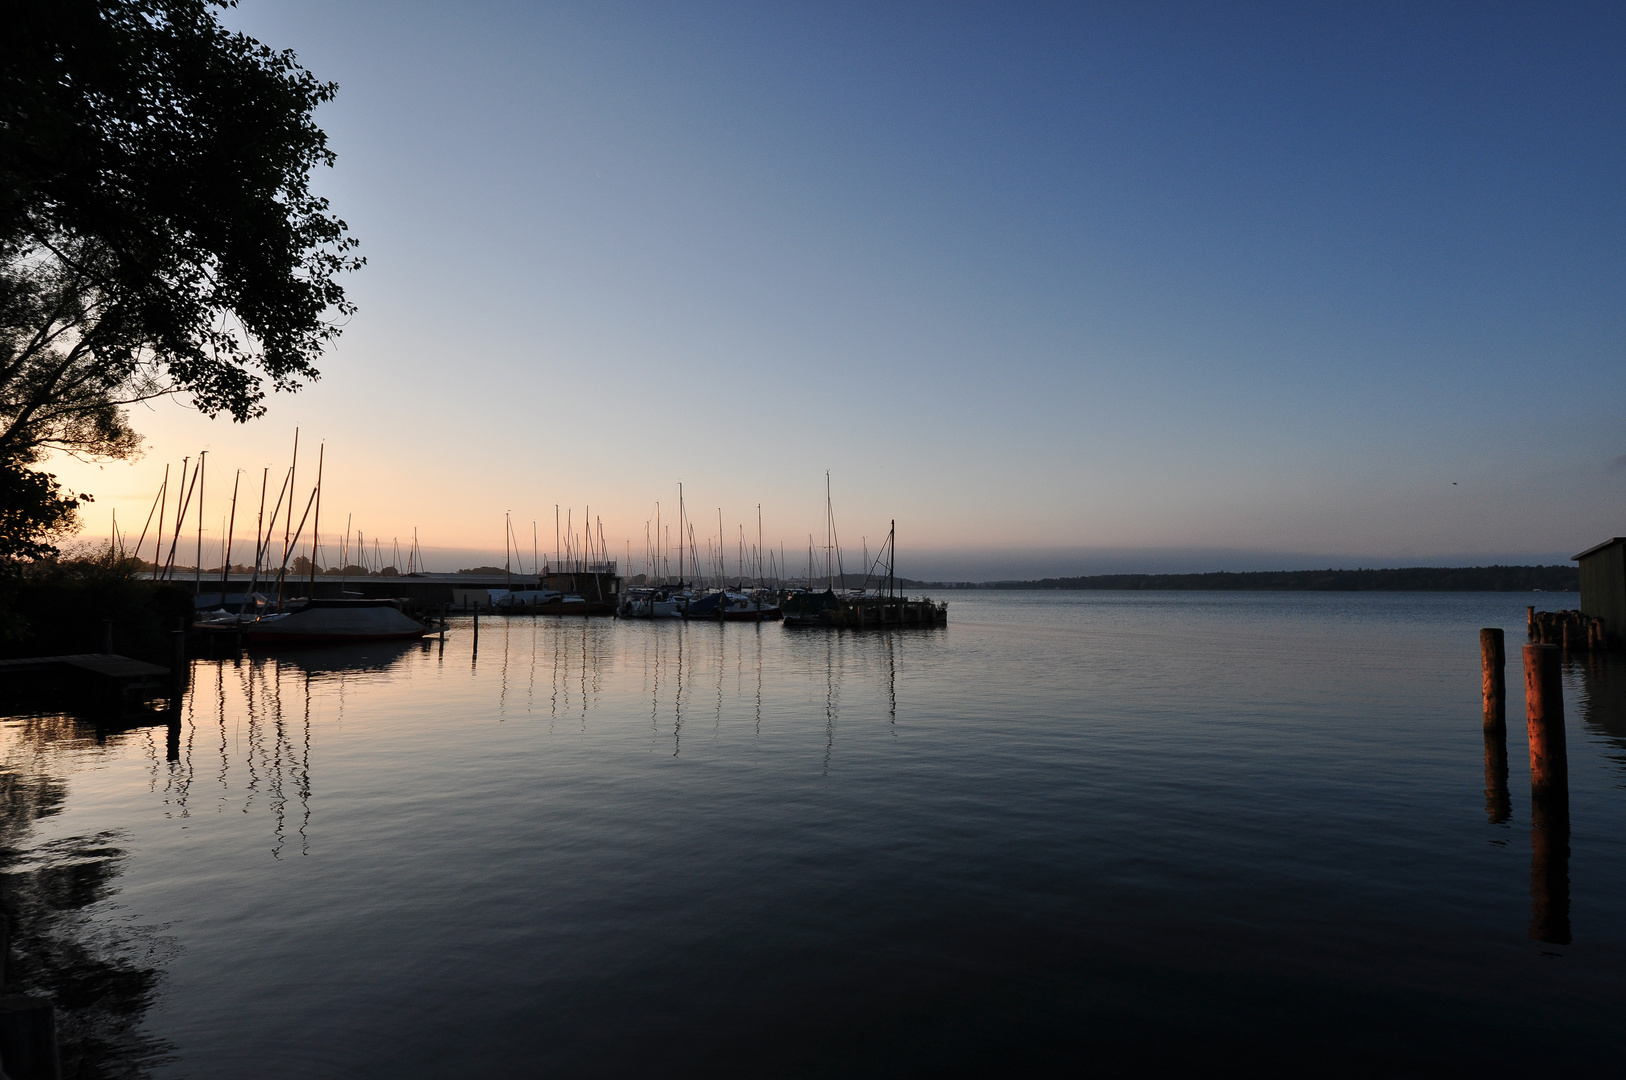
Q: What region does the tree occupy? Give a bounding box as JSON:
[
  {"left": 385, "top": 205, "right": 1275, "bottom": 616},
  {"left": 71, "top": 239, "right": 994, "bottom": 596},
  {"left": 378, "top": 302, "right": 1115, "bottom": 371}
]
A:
[
  {"left": 0, "top": 456, "right": 84, "bottom": 563},
  {"left": 1, "top": 0, "right": 362, "bottom": 465}
]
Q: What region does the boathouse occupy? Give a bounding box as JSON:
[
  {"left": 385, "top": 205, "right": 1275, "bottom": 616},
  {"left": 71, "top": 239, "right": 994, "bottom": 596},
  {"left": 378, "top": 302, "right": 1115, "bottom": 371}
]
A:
[{"left": 1574, "top": 537, "right": 1626, "bottom": 648}]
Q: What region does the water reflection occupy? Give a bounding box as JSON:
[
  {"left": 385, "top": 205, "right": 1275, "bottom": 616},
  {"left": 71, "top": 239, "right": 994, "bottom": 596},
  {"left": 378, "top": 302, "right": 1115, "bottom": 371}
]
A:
[
  {"left": 1576, "top": 652, "right": 1626, "bottom": 780},
  {"left": 1483, "top": 730, "right": 1510, "bottom": 825},
  {"left": 1530, "top": 791, "right": 1571, "bottom": 946},
  {"left": 0, "top": 718, "right": 176, "bottom": 1077},
  {"left": 140, "top": 655, "right": 326, "bottom": 859}
]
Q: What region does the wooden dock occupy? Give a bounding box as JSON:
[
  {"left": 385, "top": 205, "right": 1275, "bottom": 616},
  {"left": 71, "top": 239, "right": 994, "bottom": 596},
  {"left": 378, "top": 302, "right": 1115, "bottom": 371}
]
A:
[{"left": 0, "top": 653, "right": 175, "bottom": 716}]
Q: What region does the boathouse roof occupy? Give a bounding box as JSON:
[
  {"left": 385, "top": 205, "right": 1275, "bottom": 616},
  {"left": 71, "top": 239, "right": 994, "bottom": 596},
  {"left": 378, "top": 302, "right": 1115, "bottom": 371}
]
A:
[{"left": 1572, "top": 537, "right": 1626, "bottom": 561}]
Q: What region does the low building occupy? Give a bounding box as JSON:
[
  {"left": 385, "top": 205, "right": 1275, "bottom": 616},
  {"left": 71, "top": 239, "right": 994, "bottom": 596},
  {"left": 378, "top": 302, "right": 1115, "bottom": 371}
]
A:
[{"left": 1574, "top": 537, "right": 1626, "bottom": 648}]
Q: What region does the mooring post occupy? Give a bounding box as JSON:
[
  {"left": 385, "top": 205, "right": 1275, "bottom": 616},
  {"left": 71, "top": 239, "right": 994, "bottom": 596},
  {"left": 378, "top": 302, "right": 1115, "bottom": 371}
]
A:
[
  {"left": 1523, "top": 643, "right": 1568, "bottom": 798},
  {"left": 101, "top": 619, "right": 113, "bottom": 655},
  {"left": 1527, "top": 605, "right": 1536, "bottom": 641},
  {"left": 473, "top": 607, "right": 479, "bottom": 648},
  {"left": 1480, "top": 628, "right": 1505, "bottom": 733},
  {"left": 0, "top": 994, "right": 62, "bottom": 1080}
]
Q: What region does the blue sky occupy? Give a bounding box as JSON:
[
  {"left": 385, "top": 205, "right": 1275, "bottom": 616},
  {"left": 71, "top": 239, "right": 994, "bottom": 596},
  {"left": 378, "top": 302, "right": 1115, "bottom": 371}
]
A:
[{"left": 58, "top": 2, "right": 1625, "bottom": 578}]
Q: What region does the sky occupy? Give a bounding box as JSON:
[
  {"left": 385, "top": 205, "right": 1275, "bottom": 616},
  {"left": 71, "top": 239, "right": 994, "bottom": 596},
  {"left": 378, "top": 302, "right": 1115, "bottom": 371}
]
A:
[{"left": 49, "top": 1, "right": 1626, "bottom": 580}]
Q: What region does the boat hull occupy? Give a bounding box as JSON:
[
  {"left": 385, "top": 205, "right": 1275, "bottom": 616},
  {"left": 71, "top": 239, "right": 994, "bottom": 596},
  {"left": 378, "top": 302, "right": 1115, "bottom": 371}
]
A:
[{"left": 245, "top": 628, "right": 432, "bottom": 645}]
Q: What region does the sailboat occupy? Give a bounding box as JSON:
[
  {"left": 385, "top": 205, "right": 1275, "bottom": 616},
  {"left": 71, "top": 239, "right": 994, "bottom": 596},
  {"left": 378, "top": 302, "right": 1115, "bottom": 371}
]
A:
[{"left": 244, "top": 598, "right": 435, "bottom": 644}]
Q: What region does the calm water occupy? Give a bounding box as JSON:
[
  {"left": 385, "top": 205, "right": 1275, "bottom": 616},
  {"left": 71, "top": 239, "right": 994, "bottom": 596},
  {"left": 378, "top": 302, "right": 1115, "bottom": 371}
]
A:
[{"left": 5, "top": 591, "right": 1626, "bottom": 1076}]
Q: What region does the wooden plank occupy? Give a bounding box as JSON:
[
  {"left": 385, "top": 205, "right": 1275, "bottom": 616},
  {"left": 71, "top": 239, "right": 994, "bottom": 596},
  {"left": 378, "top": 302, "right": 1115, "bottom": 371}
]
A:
[
  {"left": 62, "top": 655, "right": 170, "bottom": 679},
  {"left": 0, "top": 654, "right": 170, "bottom": 681}
]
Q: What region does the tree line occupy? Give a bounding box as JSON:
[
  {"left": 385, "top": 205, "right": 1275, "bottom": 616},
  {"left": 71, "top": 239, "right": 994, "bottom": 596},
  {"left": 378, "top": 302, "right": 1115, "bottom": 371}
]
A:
[{"left": 903, "top": 566, "right": 1581, "bottom": 591}]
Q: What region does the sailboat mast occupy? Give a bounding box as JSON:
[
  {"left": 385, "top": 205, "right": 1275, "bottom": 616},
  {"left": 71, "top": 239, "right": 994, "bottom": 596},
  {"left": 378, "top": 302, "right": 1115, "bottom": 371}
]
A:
[
  {"left": 194, "top": 451, "right": 206, "bottom": 595},
  {"left": 308, "top": 444, "right": 323, "bottom": 595},
  {"left": 247, "top": 468, "right": 267, "bottom": 600},
  {"left": 221, "top": 469, "right": 240, "bottom": 598},
  {"left": 340, "top": 513, "right": 352, "bottom": 592},
  {"left": 154, "top": 467, "right": 168, "bottom": 579},
  {"left": 281, "top": 430, "right": 297, "bottom": 600}
]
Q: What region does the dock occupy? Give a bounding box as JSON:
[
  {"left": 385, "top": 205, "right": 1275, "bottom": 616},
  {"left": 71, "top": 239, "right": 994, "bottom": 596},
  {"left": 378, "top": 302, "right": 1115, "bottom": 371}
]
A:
[{"left": 0, "top": 653, "right": 175, "bottom": 716}]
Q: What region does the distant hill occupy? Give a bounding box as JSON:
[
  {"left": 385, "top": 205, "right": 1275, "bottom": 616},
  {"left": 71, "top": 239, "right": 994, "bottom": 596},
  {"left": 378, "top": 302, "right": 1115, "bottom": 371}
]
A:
[{"left": 894, "top": 565, "right": 1579, "bottom": 592}]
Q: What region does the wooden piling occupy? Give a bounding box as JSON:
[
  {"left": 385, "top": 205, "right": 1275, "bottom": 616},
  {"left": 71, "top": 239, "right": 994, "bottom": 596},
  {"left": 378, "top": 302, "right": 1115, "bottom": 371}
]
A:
[
  {"left": 101, "top": 619, "right": 113, "bottom": 656},
  {"left": 1523, "top": 643, "right": 1567, "bottom": 798},
  {"left": 1527, "top": 605, "right": 1536, "bottom": 640},
  {"left": 1480, "top": 628, "right": 1505, "bottom": 733},
  {"left": 0, "top": 994, "right": 62, "bottom": 1080}
]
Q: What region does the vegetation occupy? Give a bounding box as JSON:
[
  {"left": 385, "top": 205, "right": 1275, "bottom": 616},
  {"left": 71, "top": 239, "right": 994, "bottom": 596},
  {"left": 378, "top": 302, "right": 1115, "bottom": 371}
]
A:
[
  {"left": 0, "top": 549, "right": 191, "bottom": 660},
  {"left": 905, "top": 566, "right": 1581, "bottom": 592}
]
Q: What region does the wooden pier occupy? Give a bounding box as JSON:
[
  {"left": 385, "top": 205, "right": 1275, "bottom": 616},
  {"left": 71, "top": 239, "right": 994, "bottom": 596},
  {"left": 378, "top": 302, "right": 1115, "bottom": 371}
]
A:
[
  {"left": 782, "top": 594, "right": 947, "bottom": 629},
  {"left": 0, "top": 654, "right": 175, "bottom": 716}
]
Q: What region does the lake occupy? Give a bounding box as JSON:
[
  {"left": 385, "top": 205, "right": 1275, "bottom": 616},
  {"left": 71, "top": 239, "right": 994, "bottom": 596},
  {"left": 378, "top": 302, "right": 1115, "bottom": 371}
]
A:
[{"left": 4, "top": 591, "right": 1625, "bottom": 1077}]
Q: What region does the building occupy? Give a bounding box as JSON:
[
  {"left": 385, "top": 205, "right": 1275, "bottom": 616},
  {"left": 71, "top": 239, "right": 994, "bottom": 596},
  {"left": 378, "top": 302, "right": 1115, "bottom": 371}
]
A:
[{"left": 1574, "top": 537, "right": 1626, "bottom": 648}]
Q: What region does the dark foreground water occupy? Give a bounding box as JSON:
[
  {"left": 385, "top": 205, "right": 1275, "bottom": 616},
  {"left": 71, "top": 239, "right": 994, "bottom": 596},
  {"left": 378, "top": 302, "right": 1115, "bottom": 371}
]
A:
[{"left": 4, "top": 591, "right": 1626, "bottom": 1077}]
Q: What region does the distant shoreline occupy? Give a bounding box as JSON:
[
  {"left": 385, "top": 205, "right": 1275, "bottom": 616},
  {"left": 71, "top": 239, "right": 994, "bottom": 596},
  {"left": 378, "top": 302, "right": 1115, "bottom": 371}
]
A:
[{"left": 896, "top": 565, "right": 1579, "bottom": 592}]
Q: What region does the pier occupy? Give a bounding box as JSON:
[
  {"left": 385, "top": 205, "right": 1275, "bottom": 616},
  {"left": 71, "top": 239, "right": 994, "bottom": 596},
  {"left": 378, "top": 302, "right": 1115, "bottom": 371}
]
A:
[{"left": 0, "top": 653, "right": 174, "bottom": 717}]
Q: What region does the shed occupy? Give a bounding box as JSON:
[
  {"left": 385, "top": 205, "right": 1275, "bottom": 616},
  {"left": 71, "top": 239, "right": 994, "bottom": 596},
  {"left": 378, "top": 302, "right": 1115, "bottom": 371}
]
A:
[{"left": 1574, "top": 537, "right": 1626, "bottom": 648}]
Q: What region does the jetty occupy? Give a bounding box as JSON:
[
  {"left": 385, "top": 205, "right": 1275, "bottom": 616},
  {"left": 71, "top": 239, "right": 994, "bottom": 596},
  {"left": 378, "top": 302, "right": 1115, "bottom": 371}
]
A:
[
  {"left": 0, "top": 653, "right": 175, "bottom": 716},
  {"left": 782, "top": 592, "right": 947, "bottom": 629},
  {"left": 781, "top": 519, "right": 947, "bottom": 629}
]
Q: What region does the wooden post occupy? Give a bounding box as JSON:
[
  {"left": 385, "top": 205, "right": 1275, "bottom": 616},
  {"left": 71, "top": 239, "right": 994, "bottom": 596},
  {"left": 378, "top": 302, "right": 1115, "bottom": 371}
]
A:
[
  {"left": 472, "top": 607, "right": 479, "bottom": 648},
  {"left": 0, "top": 994, "right": 62, "bottom": 1080},
  {"left": 1523, "top": 644, "right": 1567, "bottom": 798},
  {"left": 101, "top": 619, "right": 113, "bottom": 655},
  {"left": 1527, "top": 605, "right": 1536, "bottom": 640},
  {"left": 1480, "top": 628, "right": 1505, "bottom": 733}
]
